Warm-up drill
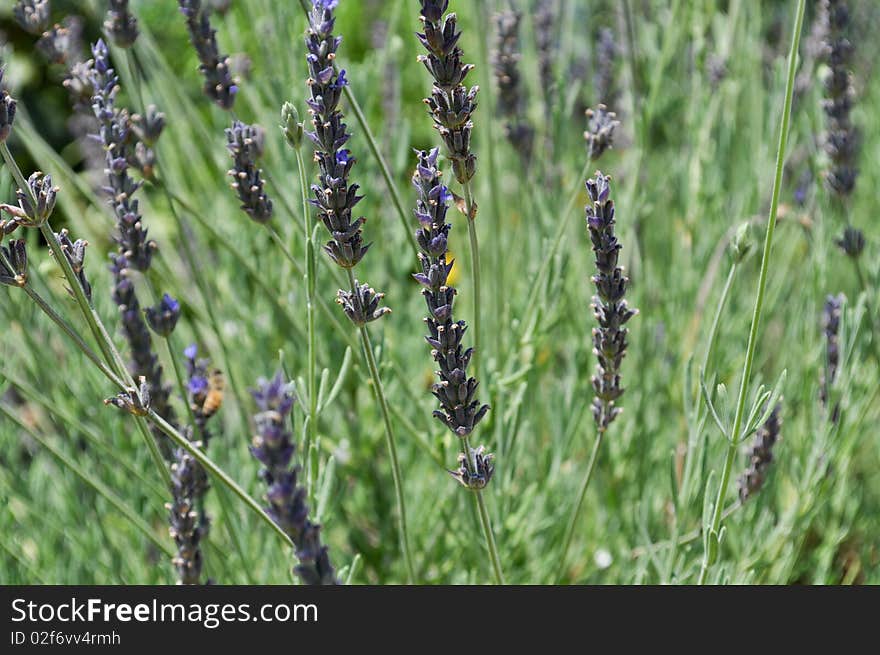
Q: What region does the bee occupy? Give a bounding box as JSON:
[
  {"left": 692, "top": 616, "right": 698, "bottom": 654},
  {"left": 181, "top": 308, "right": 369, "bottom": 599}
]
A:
[{"left": 200, "top": 369, "right": 225, "bottom": 418}]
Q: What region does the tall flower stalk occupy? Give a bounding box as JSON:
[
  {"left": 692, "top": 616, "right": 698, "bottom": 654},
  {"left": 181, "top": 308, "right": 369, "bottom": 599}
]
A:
[
  {"left": 557, "top": 172, "right": 637, "bottom": 583},
  {"left": 417, "top": 0, "right": 483, "bottom": 380},
  {"left": 304, "top": 0, "right": 414, "bottom": 583},
  {"left": 697, "top": 0, "right": 806, "bottom": 584},
  {"left": 412, "top": 147, "right": 503, "bottom": 584}
]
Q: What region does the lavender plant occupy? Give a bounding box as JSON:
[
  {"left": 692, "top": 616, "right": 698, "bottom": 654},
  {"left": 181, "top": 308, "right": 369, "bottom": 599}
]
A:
[
  {"left": 177, "top": 0, "right": 237, "bottom": 110},
  {"left": 417, "top": 0, "right": 484, "bottom": 379},
  {"left": 411, "top": 147, "right": 501, "bottom": 580},
  {"left": 250, "top": 373, "right": 338, "bottom": 585},
  {"left": 557, "top": 171, "right": 637, "bottom": 582},
  {"left": 819, "top": 293, "right": 844, "bottom": 420},
  {"left": 492, "top": 10, "right": 534, "bottom": 163},
  {"left": 88, "top": 40, "right": 177, "bottom": 455},
  {"left": 304, "top": 0, "right": 413, "bottom": 582}
]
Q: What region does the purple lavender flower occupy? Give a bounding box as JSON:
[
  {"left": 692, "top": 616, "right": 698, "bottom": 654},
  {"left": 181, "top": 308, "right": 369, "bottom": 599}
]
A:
[
  {"left": 225, "top": 121, "right": 273, "bottom": 223},
  {"left": 178, "top": 0, "right": 237, "bottom": 110},
  {"left": 585, "top": 172, "right": 637, "bottom": 432},
  {"left": 819, "top": 293, "right": 844, "bottom": 421},
  {"left": 737, "top": 402, "right": 783, "bottom": 502},
  {"left": 417, "top": 1, "right": 479, "bottom": 184},
  {"left": 533, "top": 0, "right": 557, "bottom": 113},
  {"left": 13, "top": 1, "right": 51, "bottom": 36},
  {"left": 250, "top": 373, "right": 338, "bottom": 585},
  {"left": 492, "top": 10, "right": 534, "bottom": 163},
  {"left": 1, "top": 172, "right": 58, "bottom": 228},
  {"left": 594, "top": 27, "right": 620, "bottom": 110},
  {"left": 820, "top": 0, "right": 859, "bottom": 198},
  {"left": 89, "top": 39, "right": 156, "bottom": 271},
  {"left": 54, "top": 228, "right": 92, "bottom": 301},
  {"left": 412, "top": 148, "right": 489, "bottom": 440},
  {"left": 304, "top": 0, "right": 373, "bottom": 271},
  {"left": 145, "top": 293, "right": 181, "bottom": 337},
  {"left": 168, "top": 449, "right": 205, "bottom": 584},
  {"left": 104, "top": 0, "right": 139, "bottom": 48}
]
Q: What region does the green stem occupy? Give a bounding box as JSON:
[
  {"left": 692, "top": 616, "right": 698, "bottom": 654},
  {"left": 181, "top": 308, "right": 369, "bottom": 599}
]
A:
[
  {"left": 697, "top": 0, "right": 805, "bottom": 585},
  {"left": 295, "top": 147, "right": 319, "bottom": 474},
  {"left": 555, "top": 428, "right": 604, "bottom": 583},
  {"left": 20, "top": 286, "right": 126, "bottom": 391},
  {"left": 461, "top": 435, "right": 505, "bottom": 585},
  {"left": 462, "top": 181, "right": 482, "bottom": 381},
  {"left": 346, "top": 269, "right": 415, "bottom": 584},
  {"left": 852, "top": 258, "right": 880, "bottom": 370}
]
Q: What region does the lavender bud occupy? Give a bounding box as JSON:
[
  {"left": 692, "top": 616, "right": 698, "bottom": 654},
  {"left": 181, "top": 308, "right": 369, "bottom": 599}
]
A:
[
  {"left": 145, "top": 293, "right": 182, "bottom": 337},
  {"left": 225, "top": 120, "right": 273, "bottom": 223},
  {"left": 250, "top": 372, "right": 338, "bottom": 585},
  {"left": 585, "top": 172, "right": 637, "bottom": 432},
  {"left": 13, "top": 0, "right": 51, "bottom": 35},
  {"left": 448, "top": 445, "right": 495, "bottom": 490},
  {"left": 584, "top": 105, "right": 620, "bottom": 161},
  {"left": 835, "top": 225, "right": 864, "bottom": 258},
  {"left": 0, "top": 69, "right": 17, "bottom": 144},
  {"left": 737, "top": 402, "right": 783, "bottom": 502},
  {"left": 132, "top": 105, "right": 165, "bottom": 147},
  {"left": 281, "top": 102, "right": 303, "bottom": 150},
  {"left": 55, "top": 229, "right": 92, "bottom": 301},
  {"left": 178, "top": 0, "right": 237, "bottom": 110},
  {"left": 104, "top": 0, "right": 139, "bottom": 48},
  {"left": 729, "top": 222, "right": 754, "bottom": 264},
  {"left": 0, "top": 239, "right": 28, "bottom": 288},
  {"left": 336, "top": 282, "right": 391, "bottom": 326}
]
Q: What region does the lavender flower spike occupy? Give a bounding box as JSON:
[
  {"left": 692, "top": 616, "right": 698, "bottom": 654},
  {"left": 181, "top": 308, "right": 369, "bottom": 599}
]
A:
[
  {"left": 585, "top": 172, "right": 637, "bottom": 432},
  {"left": 167, "top": 449, "right": 205, "bottom": 584},
  {"left": 413, "top": 147, "right": 489, "bottom": 440},
  {"left": 178, "top": 0, "right": 237, "bottom": 110},
  {"left": 104, "top": 0, "right": 139, "bottom": 48},
  {"left": 417, "top": 1, "right": 479, "bottom": 184},
  {"left": 304, "top": 0, "right": 372, "bottom": 271},
  {"left": 250, "top": 373, "right": 338, "bottom": 585},
  {"left": 819, "top": 293, "right": 844, "bottom": 420},
  {"left": 225, "top": 121, "right": 273, "bottom": 223},
  {"left": 737, "top": 402, "right": 783, "bottom": 502},
  {"left": 492, "top": 10, "right": 533, "bottom": 162},
  {"left": 0, "top": 68, "right": 16, "bottom": 143}
]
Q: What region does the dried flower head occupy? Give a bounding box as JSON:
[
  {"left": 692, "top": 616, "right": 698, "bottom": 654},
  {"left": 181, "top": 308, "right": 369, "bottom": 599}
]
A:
[
  {"left": 13, "top": 0, "right": 51, "bottom": 36},
  {"left": 54, "top": 229, "right": 92, "bottom": 301},
  {"left": 449, "top": 445, "right": 495, "bottom": 490},
  {"left": 104, "top": 0, "right": 139, "bottom": 48},
  {"left": 250, "top": 372, "right": 338, "bottom": 585},
  {"left": 0, "top": 239, "right": 28, "bottom": 288},
  {"left": 336, "top": 282, "right": 391, "bottom": 326},
  {"left": 225, "top": 120, "right": 273, "bottom": 223},
  {"left": 167, "top": 449, "right": 206, "bottom": 584},
  {"left": 2, "top": 172, "right": 59, "bottom": 228},
  {"left": 584, "top": 105, "right": 619, "bottom": 161},
  {"left": 585, "top": 172, "right": 637, "bottom": 432},
  {"left": 104, "top": 376, "right": 151, "bottom": 416},
  {"left": 738, "top": 402, "right": 783, "bottom": 502}
]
